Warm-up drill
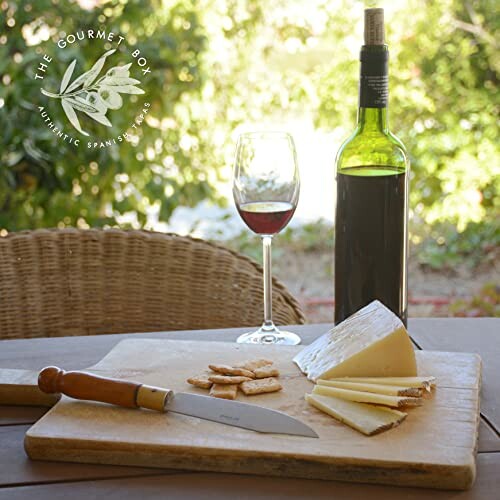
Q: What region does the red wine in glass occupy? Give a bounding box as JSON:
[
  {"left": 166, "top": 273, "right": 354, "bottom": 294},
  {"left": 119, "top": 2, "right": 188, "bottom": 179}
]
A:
[
  {"left": 237, "top": 201, "right": 296, "bottom": 235},
  {"left": 232, "top": 131, "right": 301, "bottom": 345}
]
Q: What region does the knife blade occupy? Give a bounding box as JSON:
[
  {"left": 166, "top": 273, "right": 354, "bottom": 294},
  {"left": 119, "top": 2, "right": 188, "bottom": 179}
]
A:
[
  {"left": 38, "top": 366, "right": 318, "bottom": 438},
  {"left": 167, "top": 392, "right": 317, "bottom": 437}
]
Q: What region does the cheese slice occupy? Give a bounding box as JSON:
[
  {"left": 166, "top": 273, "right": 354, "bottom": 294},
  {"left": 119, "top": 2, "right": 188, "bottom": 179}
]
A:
[
  {"left": 313, "top": 385, "right": 422, "bottom": 408},
  {"left": 293, "top": 300, "right": 417, "bottom": 381},
  {"left": 328, "top": 376, "right": 436, "bottom": 389},
  {"left": 305, "top": 393, "right": 407, "bottom": 436},
  {"left": 316, "top": 379, "right": 422, "bottom": 397}
]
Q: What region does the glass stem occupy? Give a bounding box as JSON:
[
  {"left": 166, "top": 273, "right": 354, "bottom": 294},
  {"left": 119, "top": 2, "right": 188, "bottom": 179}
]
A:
[{"left": 262, "top": 235, "right": 273, "bottom": 328}]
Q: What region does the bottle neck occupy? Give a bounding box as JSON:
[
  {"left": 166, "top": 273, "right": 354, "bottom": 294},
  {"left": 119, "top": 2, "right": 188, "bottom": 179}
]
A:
[
  {"left": 357, "top": 44, "right": 389, "bottom": 133},
  {"left": 357, "top": 107, "right": 389, "bottom": 133}
]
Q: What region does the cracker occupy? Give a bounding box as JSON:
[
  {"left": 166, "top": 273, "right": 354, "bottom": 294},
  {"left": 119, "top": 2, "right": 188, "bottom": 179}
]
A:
[
  {"left": 240, "top": 377, "right": 282, "bottom": 396},
  {"left": 236, "top": 358, "right": 274, "bottom": 371},
  {"left": 208, "top": 364, "right": 255, "bottom": 378},
  {"left": 208, "top": 374, "right": 253, "bottom": 384},
  {"left": 187, "top": 374, "right": 213, "bottom": 389},
  {"left": 209, "top": 383, "right": 238, "bottom": 400},
  {"left": 253, "top": 365, "right": 280, "bottom": 379}
]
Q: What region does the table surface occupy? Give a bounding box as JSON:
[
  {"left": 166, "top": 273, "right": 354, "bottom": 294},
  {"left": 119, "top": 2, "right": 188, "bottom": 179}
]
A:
[{"left": 0, "top": 318, "right": 498, "bottom": 500}]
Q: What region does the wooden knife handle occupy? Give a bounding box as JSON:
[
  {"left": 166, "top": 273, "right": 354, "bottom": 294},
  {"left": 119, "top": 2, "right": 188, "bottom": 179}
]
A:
[{"left": 38, "top": 366, "right": 173, "bottom": 412}]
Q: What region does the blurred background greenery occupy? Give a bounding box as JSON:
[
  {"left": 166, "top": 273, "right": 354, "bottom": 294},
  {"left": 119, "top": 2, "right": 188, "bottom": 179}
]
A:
[{"left": 0, "top": 0, "right": 498, "bottom": 317}]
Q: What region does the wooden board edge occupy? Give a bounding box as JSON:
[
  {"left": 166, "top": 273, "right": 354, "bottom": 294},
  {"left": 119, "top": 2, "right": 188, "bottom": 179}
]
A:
[
  {"left": 0, "top": 368, "right": 59, "bottom": 407},
  {"left": 474, "top": 357, "right": 483, "bottom": 455},
  {"left": 23, "top": 433, "right": 477, "bottom": 491},
  {"left": 0, "top": 387, "right": 61, "bottom": 407},
  {"left": 473, "top": 352, "right": 483, "bottom": 392}
]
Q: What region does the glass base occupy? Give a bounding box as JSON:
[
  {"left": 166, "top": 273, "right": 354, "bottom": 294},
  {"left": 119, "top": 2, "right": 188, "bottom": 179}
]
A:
[{"left": 236, "top": 324, "right": 301, "bottom": 345}]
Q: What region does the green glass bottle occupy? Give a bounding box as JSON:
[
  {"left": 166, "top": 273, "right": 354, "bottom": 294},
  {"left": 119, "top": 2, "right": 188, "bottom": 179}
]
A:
[{"left": 334, "top": 8, "right": 409, "bottom": 326}]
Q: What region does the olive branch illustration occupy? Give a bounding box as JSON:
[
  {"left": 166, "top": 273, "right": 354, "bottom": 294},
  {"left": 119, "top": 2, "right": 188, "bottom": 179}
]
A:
[{"left": 41, "top": 49, "right": 144, "bottom": 136}]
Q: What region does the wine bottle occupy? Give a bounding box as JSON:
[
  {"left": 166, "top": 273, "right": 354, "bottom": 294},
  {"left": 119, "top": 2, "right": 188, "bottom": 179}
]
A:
[{"left": 334, "top": 8, "right": 409, "bottom": 326}]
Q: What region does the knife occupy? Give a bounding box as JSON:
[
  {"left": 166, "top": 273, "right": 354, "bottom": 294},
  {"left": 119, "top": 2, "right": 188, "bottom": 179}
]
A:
[{"left": 38, "top": 366, "right": 318, "bottom": 438}]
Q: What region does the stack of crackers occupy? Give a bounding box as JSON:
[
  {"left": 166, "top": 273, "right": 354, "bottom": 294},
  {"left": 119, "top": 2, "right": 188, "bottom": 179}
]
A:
[{"left": 187, "top": 358, "right": 282, "bottom": 400}]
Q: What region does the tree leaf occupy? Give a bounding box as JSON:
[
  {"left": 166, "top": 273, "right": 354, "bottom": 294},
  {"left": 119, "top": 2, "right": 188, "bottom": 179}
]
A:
[
  {"left": 41, "top": 88, "right": 57, "bottom": 98},
  {"left": 5, "top": 151, "right": 24, "bottom": 167},
  {"left": 86, "top": 92, "right": 108, "bottom": 113},
  {"left": 117, "top": 62, "right": 132, "bottom": 71},
  {"left": 65, "top": 49, "right": 117, "bottom": 93},
  {"left": 62, "top": 99, "right": 89, "bottom": 136},
  {"left": 65, "top": 69, "right": 91, "bottom": 94},
  {"left": 64, "top": 97, "right": 99, "bottom": 114},
  {"left": 83, "top": 49, "right": 116, "bottom": 89},
  {"left": 101, "top": 76, "right": 141, "bottom": 86},
  {"left": 60, "top": 59, "right": 77, "bottom": 93},
  {"left": 105, "top": 63, "right": 132, "bottom": 77},
  {"left": 83, "top": 110, "right": 112, "bottom": 127},
  {"left": 110, "top": 85, "right": 145, "bottom": 94},
  {"left": 23, "top": 138, "right": 51, "bottom": 163}
]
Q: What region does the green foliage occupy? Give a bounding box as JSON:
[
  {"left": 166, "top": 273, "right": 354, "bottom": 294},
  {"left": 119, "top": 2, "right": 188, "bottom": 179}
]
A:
[
  {"left": 314, "top": 0, "right": 499, "bottom": 230},
  {"left": 450, "top": 283, "right": 500, "bottom": 317},
  {"left": 279, "top": 219, "right": 334, "bottom": 253},
  {"left": 413, "top": 219, "right": 500, "bottom": 270},
  {"left": 0, "top": 0, "right": 241, "bottom": 229},
  {"left": 226, "top": 216, "right": 498, "bottom": 275},
  {"left": 0, "top": 0, "right": 498, "bottom": 234},
  {"left": 221, "top": 219, "right": 334, "bottom": 264},
  {"left": 221, "top": 229, "right": 265, "bottom": 264},
  {"left": 391, "top": 0, "right": 499, "bottom": 230}
]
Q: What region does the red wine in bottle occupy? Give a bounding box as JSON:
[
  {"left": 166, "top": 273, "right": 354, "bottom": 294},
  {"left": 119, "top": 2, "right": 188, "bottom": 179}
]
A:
[
  {"left": 237, "top": 201, "right": 295, "bottom": 235},
  {"left": 335, "top": 168, "right": 408, "bottom": 324},
  {"left": 334, "top": 9, "right": 409, "bottom": 326}
]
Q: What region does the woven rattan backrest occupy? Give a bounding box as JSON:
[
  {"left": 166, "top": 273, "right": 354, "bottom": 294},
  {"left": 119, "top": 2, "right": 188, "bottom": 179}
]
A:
[{"left": 0, "top": 229, "right": 306, "bottom": 339}]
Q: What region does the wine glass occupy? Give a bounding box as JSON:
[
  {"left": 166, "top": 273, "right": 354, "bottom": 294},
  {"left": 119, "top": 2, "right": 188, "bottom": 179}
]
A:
[{"left": 233, "top": 131, "right": 301, "bottom": 345}]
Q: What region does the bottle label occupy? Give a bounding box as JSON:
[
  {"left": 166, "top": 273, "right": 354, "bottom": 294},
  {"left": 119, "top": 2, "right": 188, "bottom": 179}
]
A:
[{"left": 359, "top": 49, "right": 388, "bottom": 108}]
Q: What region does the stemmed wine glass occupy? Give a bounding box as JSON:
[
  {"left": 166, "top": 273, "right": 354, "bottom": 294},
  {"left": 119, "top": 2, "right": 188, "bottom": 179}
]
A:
[{"left": 233, "top": 131, "right": 301, "bottom": 345}]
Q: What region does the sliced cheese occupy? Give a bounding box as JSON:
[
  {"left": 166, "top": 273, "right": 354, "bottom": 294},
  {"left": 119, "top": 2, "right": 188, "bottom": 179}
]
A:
[
  {"left": 305, "top": 393, "right": 407, "bottom": 436},
  {"left": 293, "top": 300, "right": 417, "bottom": 381},
  {"left": 313, "top": 385, "right": 422, "bottom": 408},
  {"left": 317, "top": 379, "right": 422, "bottom": 397},
  {"left": 328, "top": 376, "right": 436, "bottom": 389}
]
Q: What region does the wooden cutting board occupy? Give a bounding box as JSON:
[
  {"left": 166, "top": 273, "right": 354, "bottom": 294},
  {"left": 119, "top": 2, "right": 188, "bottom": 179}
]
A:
[
  {"left": 0, "top": 369, "right": 61, "bottom": 407},
  {"left": 25, "top": 339, "right": 481, "bottom": 490}
]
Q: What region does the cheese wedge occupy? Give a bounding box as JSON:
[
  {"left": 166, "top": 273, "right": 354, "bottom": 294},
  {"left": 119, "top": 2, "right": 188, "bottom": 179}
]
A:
[
  {"left": 305, "top": 393, "right": 407, "bottom": 436},
  {"left": 293, "top": 301, "right": 417, "bottom": 381},
  {"left": 317, "top": 379, "right": 422, "bottom": 397},
  {"left": 313, "top": 385, "right": 422, "bottom": 408},
  {"left": 328, "top": 376, "right": 436, "bottom": 389}
]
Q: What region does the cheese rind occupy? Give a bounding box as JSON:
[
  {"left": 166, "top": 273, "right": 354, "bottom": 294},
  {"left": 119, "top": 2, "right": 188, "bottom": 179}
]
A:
[
  {"left": 312, "top": 385, "right": 422, "bottom": 407},
  {"left": 305, "top": 393, "right": 407, "bottom": 436},
  {"left": 293, "top": 301, "right": 417, "bottom": 381}
]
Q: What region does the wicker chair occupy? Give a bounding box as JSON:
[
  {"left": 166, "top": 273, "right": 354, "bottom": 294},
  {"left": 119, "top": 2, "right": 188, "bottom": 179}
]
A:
[{"left": 0, "top": 228, "right": 306, "bottom": 340}]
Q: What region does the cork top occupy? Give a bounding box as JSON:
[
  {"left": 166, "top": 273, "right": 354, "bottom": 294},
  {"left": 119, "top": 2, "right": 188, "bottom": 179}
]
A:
[{"left": 364, "top": 8, "right": 385, "bottom": 45}]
